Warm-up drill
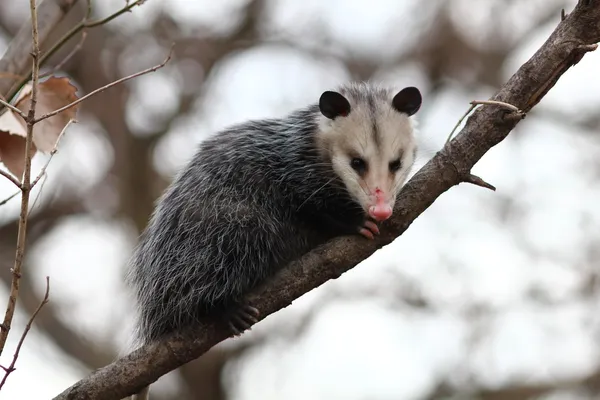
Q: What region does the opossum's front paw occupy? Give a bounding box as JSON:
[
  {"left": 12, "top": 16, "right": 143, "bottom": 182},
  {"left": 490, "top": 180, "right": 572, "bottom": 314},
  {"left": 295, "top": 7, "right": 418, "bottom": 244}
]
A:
[
  {"left": 225, "top": 302, "right": 260, "bottom": 337},
  {"left": 358, "top": 220, "right": 380, "bottom": 240}
]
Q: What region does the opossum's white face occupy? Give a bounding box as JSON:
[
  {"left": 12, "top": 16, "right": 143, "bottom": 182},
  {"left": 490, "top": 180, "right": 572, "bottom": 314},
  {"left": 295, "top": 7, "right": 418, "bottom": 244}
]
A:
[{"left": 316, "top": 85, "right": 422, "bottom": 222}]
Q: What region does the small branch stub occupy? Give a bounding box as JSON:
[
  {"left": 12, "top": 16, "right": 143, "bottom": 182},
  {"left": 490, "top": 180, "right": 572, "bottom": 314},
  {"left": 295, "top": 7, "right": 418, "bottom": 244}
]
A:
[
  {"left": 572, "top": 43, "right": 598, "bottom": 65},
  {"left": 462, "top": 173, "right": 496, "bottom": 191}
]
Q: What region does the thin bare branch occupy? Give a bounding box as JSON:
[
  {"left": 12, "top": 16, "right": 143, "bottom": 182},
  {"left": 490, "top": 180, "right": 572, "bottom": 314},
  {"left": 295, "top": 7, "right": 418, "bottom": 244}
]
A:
[
  {"left": 0, "top": 170, "right": 21, "bottom": 189},
  {"left": 0, "top": 191, "right": 19, "bottom": 207},
  {"left": 29, "top": 174, "right": 48, "bottom": 214},
  {"left": 0, "top": 99, "right": 26, "bottom": 119},
  {"left": 34, "top": 46, "right": 174, "bottom": 124},
  {"left": 469, "top": 99, "right": 522, "bottom": 112},
  {"left": 0, "top": 276, "right": 50, "bottom": 389},
  {"left": 446, "top": 104, "right": 475, "bottom": 144},
  {"left": 85, "top": 0, "right": 146, "bottom": 28},
  {"left": 30, "top": 119, "right": 75, "bottom": 189},
  {"left": 0, "top": 0, "right": 42, "bottom": 357}
]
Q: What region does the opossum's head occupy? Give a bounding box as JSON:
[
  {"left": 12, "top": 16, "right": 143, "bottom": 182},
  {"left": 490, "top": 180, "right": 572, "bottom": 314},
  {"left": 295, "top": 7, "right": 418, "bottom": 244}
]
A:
[{"left": 316, "top": 83, "right": 422, "bottom": 222}]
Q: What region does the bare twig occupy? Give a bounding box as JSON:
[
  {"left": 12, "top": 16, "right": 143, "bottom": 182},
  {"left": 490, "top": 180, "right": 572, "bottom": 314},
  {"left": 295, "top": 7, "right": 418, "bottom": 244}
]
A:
[
  {"left": 0, "top": 170, "right": 21, "bottom": 189},
  {"left": 0, "top": 277, "right": 50, "bottom": 389},
  {"left": 470, "top": 99, "right": 521, "bottom": 112},
  {"left": 446, "top": 100, "right": 524, "bottom": 144},
  {"left": 27, "top": 121, "right": 73, "bottom": 215},
  {"left": 0, "top": 191, "right": 19, "bottom": 207},
  {"left": 29, "top": 174, "right": 48, "bottom": 214},
  {"left": 0, "top": 0, "right": 42, "bottom": 357},
  {"left": 34, "top": 46, "right": 174, "bottom": 124},
  {"left": 0, "top": 99, "right": 27, "bottom": 119},
  {"left": 30, "top": 120, "right": 74, "bottom": 189},
  {"left": 85, "top": 0, "right": 145, "bottom": 28},
  {"left": 446, "top": 104, "right": 476, "bottom": 144}
]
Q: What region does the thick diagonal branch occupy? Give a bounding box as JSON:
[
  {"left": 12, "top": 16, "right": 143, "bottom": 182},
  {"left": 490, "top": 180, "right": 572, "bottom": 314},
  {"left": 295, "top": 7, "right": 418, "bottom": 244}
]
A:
[{"left": 53, "top": 1, "right": 600, "bottom": 399}]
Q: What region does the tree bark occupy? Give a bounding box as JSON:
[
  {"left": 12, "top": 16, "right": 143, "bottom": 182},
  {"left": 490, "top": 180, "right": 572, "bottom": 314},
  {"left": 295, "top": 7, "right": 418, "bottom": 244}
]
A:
[{"left": 45, "top": 0, "right": 600, "bottom": 399}]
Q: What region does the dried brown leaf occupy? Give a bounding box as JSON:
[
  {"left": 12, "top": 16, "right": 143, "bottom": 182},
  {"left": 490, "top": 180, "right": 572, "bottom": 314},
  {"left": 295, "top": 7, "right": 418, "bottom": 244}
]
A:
[
  {"left": 15, "top": 76, "right": 79, "bottom": 153},
  {"left": 0, "top": 109, "right": 26, "bottom": 136},
  {"left": 0, "top": 110, "right": 32, "bottom": 178},
  {"left": 0, "top": 76, "right": 79, "bottom": 179}
]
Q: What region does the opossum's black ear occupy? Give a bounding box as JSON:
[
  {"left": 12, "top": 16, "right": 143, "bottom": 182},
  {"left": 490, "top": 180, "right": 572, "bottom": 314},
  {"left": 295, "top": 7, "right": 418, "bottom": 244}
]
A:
[
  {"left": 392, "top": 87, "right": 422, "bottom": 116},
  {"left": 319, "top": 91, "right": 351, "bottom": 119}
]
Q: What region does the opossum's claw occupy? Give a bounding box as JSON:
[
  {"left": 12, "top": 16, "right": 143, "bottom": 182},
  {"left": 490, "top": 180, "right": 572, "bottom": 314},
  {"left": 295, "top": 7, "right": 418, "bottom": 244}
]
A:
[
  {"left": 358, "top": 220, "right": 379, "bottom": 240},
  {"left": 226, "top": 302, "right": 260, "bottom": 337}
]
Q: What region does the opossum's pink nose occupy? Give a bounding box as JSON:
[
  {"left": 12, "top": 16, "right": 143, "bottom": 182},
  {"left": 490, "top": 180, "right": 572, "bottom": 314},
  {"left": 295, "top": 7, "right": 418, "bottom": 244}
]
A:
[
  {"left": 369, "top": 188, "right": 392, "bottom": 221},
  {"left": 369, "top": 205, "right": 393, "bottom": 221}
]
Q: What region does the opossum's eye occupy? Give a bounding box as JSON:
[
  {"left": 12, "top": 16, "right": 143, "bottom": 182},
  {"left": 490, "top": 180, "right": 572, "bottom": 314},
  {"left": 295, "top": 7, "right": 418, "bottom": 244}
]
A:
[
  {"left": 389, "top": 159, "right": 402, "bottom": 172},
  {"left": 350, "top": 157, "right": 367, "bottom": 174}
]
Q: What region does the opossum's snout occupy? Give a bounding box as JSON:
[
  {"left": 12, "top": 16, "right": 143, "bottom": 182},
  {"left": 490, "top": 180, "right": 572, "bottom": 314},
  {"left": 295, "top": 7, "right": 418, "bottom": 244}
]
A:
[{"left": 367, "top": 188, "right": 393, "bottom": 221}]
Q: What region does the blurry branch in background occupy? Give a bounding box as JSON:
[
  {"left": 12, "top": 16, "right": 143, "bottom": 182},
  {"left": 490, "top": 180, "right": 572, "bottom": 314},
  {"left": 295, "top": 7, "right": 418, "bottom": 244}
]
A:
[
  {"left": 39, "top": 31, "right": 88, "bottom": 80},
  {"left": 429, "top": 357, "right": 600, "bottom": 399},
  {"left": 0, "top": 0, "right": 147, "bottom": 110},
  {"left": 0, "top": 0, "right": 171, "bottom": 391},
  {"left": 4, "top": 0, "right": 147, "bottom": 105},
  {"left": 52, "top": 1, "right": 600, "bottom": 399},
  {"left": 0, "top": 0, "right": 81, "bottom": 103}
]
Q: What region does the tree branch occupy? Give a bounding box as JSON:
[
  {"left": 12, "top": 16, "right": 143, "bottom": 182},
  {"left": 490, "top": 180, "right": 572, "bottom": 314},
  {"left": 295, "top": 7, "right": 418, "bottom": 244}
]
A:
[{"left": 53, "top": 1, "right": 600, "bottom": 399}]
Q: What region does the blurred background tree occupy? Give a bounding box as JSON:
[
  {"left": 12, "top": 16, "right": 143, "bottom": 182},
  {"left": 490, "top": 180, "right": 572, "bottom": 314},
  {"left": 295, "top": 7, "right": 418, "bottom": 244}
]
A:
[{"left": 2, "top": 0, "right": 600, "bottom": 399}]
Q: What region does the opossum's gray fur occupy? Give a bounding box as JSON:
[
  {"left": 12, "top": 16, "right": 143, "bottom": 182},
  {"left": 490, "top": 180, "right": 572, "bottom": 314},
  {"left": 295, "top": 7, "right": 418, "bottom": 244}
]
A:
[
  {"left": 127, "top": 82, "right": 421, "bottom": 400},
  {"left": 127, "top": 82, "right": 419, "bottom": 346}
]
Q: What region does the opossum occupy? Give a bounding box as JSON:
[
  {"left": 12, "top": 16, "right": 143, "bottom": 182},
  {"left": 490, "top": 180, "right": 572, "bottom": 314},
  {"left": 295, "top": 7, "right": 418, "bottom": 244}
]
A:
[{"left": 127, "top": 82, "right": 421, "bottom": 399}]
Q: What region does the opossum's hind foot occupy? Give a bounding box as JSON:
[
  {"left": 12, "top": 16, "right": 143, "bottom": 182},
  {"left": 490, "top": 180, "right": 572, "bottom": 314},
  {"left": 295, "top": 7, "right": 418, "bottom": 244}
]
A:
[
  {"left": 358, "top": 220, "right": 380, "bottom": 240},
  {"left": 225, "top": 302, "right": 260, "bottom": 337}
]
